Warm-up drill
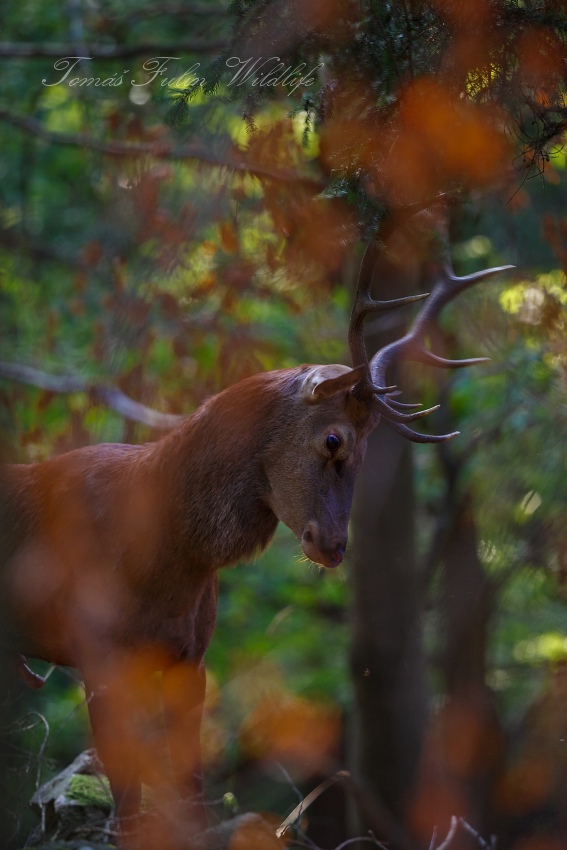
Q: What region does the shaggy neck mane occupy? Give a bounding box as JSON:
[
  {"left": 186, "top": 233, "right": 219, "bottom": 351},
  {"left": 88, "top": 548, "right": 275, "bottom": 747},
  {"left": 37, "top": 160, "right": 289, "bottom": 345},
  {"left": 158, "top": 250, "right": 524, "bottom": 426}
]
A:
[{"left": 148, "top": 370, "right": 300, "bottom": 570}]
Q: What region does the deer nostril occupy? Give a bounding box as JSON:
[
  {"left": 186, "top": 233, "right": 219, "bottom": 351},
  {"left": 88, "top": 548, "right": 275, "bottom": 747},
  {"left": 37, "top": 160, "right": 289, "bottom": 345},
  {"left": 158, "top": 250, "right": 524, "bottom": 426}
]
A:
[
  {"left": 303, "top": 529, "right": 314, "bottom": 544},
  {"left": 329, "top": 546, "right": 345, "bottom": 568}
]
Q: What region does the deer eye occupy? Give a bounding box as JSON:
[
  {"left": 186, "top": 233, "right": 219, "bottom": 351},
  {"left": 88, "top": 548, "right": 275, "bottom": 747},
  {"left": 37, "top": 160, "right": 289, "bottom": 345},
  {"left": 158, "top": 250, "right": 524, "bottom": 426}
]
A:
[{"left": 326, "top": 434, "right": 341, "bottom": 454}]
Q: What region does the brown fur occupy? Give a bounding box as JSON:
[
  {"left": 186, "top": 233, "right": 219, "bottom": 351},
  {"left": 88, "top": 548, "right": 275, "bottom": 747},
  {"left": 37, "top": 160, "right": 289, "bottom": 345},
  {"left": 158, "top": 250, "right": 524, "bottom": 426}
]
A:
[{"left": 0, "top": 364, "right": 374, "bottom": 838}]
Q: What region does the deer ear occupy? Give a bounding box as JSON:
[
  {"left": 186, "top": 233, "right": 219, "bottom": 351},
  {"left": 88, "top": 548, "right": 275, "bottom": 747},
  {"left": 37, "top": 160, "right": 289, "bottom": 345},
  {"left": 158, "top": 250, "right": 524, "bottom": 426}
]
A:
[{"left": 302, "top": 365, "right": 366, "bottom": 403}]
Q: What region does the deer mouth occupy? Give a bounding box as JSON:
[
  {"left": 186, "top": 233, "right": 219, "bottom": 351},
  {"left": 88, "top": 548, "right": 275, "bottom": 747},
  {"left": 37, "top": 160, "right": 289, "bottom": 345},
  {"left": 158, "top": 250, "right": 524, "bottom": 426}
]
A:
[{"left": 301, "top": 526, "right": 345, "bottom": 569}]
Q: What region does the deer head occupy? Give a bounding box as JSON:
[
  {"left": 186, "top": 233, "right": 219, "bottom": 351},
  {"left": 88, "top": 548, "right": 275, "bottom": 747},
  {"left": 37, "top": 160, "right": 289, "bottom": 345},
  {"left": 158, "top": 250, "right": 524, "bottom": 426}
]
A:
[
  {"left": 261, "top": 363, "right": 372, "bottom": 568},
  {"left": 262, "top": 239, "right": 513, "bottom": 569}
]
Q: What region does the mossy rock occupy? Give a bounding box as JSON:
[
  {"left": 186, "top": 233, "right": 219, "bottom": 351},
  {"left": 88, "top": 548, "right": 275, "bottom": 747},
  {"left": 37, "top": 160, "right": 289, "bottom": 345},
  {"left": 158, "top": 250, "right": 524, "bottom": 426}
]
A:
[
  {"left": 26, "top": 753, "right": 280, "bottom": 850},
  {"left": 27, "top": 750, "right": 155, "bottom": 847},
  {"left": 28, "top": 751, "right": 114, "bottom": 846}
]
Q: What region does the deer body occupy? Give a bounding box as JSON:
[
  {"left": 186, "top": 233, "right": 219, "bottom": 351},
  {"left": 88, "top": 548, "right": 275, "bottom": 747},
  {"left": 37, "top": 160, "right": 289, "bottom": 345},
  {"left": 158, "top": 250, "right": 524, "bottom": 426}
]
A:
[
  {"left": 1, "top": 363, "right": 373, "bottom": 838},
  {"left": 2, "top": 365, "right": 370, "bottom": 660},
  {"left": 0, "top": 244, "right": 509, "bottom": 845}
]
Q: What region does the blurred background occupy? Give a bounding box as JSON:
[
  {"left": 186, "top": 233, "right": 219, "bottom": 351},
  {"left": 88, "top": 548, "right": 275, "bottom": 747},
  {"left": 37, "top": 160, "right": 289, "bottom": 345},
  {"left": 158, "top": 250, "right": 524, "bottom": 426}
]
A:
[{"left": 0, "top": 1, "right": 566, "bottom": 849}]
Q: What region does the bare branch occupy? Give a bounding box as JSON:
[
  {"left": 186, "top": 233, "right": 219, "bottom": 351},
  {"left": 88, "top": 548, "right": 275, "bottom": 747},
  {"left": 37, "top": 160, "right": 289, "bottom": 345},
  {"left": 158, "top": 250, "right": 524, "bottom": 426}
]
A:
[
  {"left": 0, "top": 361, "right": 183, "bottom": 430},
  {"left": 0, "top": 109, "right": 324, "bottom": 189}
]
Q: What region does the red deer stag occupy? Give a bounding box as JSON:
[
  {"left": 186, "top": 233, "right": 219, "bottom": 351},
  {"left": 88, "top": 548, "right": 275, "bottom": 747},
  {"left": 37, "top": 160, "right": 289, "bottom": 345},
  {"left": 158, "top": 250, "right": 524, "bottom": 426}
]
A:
[{"left": 0, "top": 239, "right": 511, "bottom": 845}]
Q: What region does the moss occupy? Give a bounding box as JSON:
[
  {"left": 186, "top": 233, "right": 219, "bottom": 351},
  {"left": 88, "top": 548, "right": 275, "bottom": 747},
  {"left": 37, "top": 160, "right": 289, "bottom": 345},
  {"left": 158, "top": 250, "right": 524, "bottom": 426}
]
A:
[
  {"left": 65, "top": 773, "right": 152, "bottom": 812},
  {"left": 65, "top": 775, "right": 113, "bottom": 810}
]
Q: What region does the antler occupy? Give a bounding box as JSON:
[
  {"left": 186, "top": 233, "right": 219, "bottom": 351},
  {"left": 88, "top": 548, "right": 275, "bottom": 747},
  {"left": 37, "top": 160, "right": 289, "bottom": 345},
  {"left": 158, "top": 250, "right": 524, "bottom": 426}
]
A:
[
  {"left": 348, "top": 240, "right": 430, "bottom": 396},
  {"left": 348, "top": 241, "right": 514, "bottom": 443}
]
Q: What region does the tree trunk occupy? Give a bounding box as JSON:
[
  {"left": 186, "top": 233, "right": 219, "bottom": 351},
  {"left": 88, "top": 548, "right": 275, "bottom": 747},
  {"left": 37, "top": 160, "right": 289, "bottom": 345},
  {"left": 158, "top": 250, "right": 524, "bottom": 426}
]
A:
[
  {"left": 411, "top": 488, "right": 504, "bottom": 844},
  {"left": 350, "top": 428, "right": 428, "bottom": 847},
  {"left": 347, "top": 241, "right": 429, "bottom": 848}
]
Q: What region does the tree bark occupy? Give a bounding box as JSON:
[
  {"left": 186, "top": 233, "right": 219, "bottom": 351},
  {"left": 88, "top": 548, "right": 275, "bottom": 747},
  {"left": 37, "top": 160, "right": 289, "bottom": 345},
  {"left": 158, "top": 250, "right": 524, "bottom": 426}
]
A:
[
  {"left": 349, "top": 427, "right": 428, "bottom": 846},
  {"left": 348, "top": 243, "right": 429, "bottom": 848},
  {"left": 421, "top": 490, "right": 503, "bottom": 840}
]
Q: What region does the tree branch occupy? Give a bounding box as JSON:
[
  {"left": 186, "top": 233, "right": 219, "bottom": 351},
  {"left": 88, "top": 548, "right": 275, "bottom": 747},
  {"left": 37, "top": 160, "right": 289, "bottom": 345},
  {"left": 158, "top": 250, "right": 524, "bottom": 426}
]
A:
[
  {"left": 0, "top": 225, "right": 87, "bottom": 268},
  {"left": 0, "top": 108, "right": 324, "bottom": 189},
  {"left": 0, "top": 40, "right": 228, "bottom": 59},
  {"left": 0, "top": 362, "right": 183, "bottom": 430}
]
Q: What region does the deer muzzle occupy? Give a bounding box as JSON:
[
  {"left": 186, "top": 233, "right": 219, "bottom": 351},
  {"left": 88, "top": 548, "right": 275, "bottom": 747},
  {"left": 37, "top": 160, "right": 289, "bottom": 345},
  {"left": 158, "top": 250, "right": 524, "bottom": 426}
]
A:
[{"left": 301, "top": 521, "right": 346, "bottom": 569}]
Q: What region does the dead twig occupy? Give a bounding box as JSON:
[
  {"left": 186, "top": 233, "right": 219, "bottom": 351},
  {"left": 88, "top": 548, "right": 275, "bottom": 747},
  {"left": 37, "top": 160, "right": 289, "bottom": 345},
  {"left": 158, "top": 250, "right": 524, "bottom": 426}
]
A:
[
  {"left": 432, "top": 817, "right": 496, "bottom": 850},
  {"left": 276, "top": 771, "right": 351, "bottom": 839}
]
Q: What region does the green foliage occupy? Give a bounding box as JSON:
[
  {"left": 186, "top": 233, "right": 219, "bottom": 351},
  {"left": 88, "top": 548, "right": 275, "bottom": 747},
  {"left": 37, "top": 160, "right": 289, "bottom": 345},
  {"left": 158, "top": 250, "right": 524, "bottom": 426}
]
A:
[
  {"left": 2, "top": 2, "right": 567, "bottom": 847},
  {"left": 209, "top": 526, "right": 350, "bottom": 701}
]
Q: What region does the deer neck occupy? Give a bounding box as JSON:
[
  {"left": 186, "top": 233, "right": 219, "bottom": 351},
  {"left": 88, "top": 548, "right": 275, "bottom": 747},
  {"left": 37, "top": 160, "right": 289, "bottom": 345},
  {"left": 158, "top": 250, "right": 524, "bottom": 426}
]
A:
[{"left": 151, "top": 374, "right": 291, "bottom": 571}]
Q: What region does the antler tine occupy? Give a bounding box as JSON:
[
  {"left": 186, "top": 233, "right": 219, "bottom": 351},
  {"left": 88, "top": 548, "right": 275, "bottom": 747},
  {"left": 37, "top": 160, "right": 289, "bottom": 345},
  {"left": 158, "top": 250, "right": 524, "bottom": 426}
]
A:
[
  {"left": 383, "top": 419, "right": 461, "bottom": 443},
  {"left": 368, "top": 261, "right": 515, "bottom": 442},
  {"left": 400, "top": 263, "right": 514, "bottom": 350},
  {"left": 373, "top": 395, "right": 440, "bottom": 423},
  {"left": 348, "top": 241, "right": 429, "bottom": 397},
  {"left": 413, "top": 350, "right": 490, "bottom": 369},
  {"left": 386, "top": 399, "right": 423, "bottom": 410}
]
